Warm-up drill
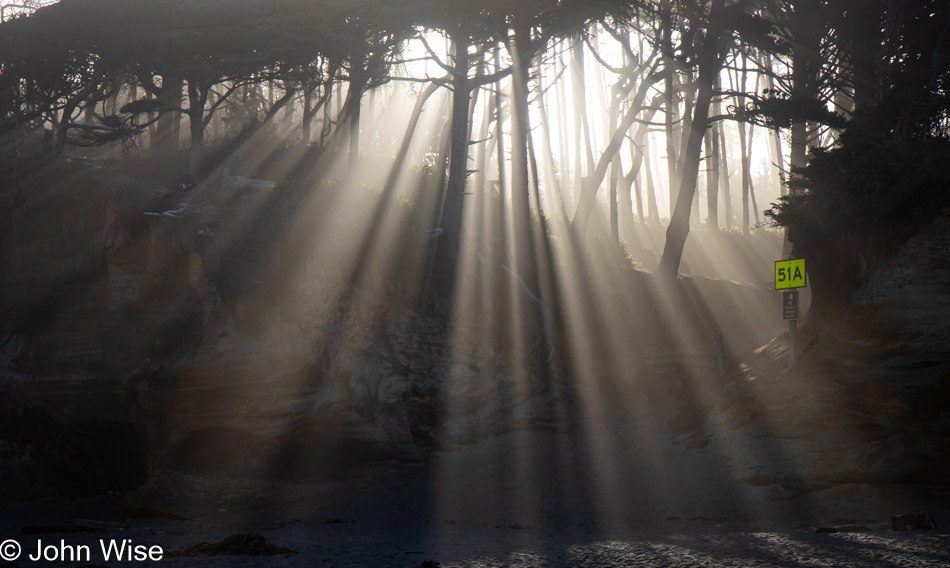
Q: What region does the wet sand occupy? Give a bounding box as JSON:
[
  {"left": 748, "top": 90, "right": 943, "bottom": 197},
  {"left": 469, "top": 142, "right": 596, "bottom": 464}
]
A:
[{"left": 3, "top": 425, "right": 949, "bottom": 568}]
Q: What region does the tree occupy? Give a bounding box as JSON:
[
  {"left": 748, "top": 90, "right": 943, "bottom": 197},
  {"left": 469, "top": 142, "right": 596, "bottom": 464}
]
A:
[
  {"left": 116, "top": 0, "right": 312, "bottom": 175},
  {"left": 335, "top": 3, "right": 412, "bottom": 176},
  {"left": 412, "top": 3, "right": 505, "bottom": 286},
  {"left": 415, "top": 1, "right": 629, "bottom": 287},
  {"left": 766, "top": 0, "right": 950, "bottom": 319},
  {"left": 0, "top": 0, "right": 50, "bottom": 22},
  {"left": 562, "top": 14, "right": 668, "bottom": 239},
  {"left": 657, "top": 0, "right": 781, "bottom": 279},
  {"left": 0, "top": 0, "right": 130, "bottom": 156},
  {"left": 569, "top": 29, "right": 663, "bottom": 238},
  {"left": 2, "top": 0, "right": 418, "bottom": 175}
]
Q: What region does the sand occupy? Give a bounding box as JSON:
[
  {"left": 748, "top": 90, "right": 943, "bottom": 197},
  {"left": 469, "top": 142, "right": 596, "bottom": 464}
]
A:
[{"left": 3, "top": 422, "right": 949, "bottom": 568}]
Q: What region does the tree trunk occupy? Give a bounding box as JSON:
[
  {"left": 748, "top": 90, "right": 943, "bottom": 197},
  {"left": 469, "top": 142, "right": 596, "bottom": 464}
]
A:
[
  {"left": 692, "top": 157, "right": 701, "bottom": 226},
  {"left": 509, "top": 38, "right": 532, "bottom": 251},
  {"left": 302, "top": 90, "right": 313, "bottom": 144},
  {"left": 660, "top": 0, "right": 678, "bottom": 218},
  {"left": 536, "top": 54, "right": 564, "bottom": 217},
  {"left": 148, "top": 77, "right": 182, "bottom": 156},
  {"left": 571, "top": 36, "right": 596, "bottom": 210},
  {"left": 436, "top": 32, "right": 472, "bottom": 281},
  {"left": 746, "top": 105, "right": 760, "bottom": 227},
  {"left": 52, "top": 81, "right": 99, "bottom": 156},
  {"left": 281, "top": 84, "right": 295, "bottom": 131},
  {"left": 620, "top": 165, "right": 638, "bottom": 244},
  {"left": 645, "top": 138, "right": 660, "bottom": 223},
  {"left": 393, "top": 82, "right": 441, "bottom": 191},
  {"left": 608, "top": 81, "right": 620, "bottom": 242},
  {"left": 345, "top": 72, "right": 366, "bottom": 177},
  {"left": 678, "top": 54, "right": 698, "bottom": 222},
  {"left": 145, "top": 90, "right": 157, "bottom": 147},
  {"left": 335, "top": 80, "right": 343, "bottom": 119},
  {"left": 366, "top": 88, "right": 376, "bottom": 153},
  {"left": 494, "top": 55, "right": 507, "bottom": 199},
  {"left": 210, "top": 90, "right": 221, "bottom": 144},
  {"left": 738, "top": 119, "right": 750, "bottom": 233},
  {"left": 631, "top": 174, "right": 643, "bottom": 221},
  {"left": 320, "top": 83, "right": 334, "bottom": 146},
  {"left": 527, "top": 115, "right": 542, "bottom": 216},
  {"left": 630, "top": 146, "right": 644, "bottom": 223},
  {"left": 473, "top": 85, "right": 494, "bottom": 195},
  {"left": 262, "top": 85, "right": 293, "bottom": 120},
  {"left": 570, "top": 73, "right": 663, "bottom": 237},
  {"left": 846, "top": 2, "right": 884, "bottom": 109},
  {"left": 658, "top": 87, "right": 711, "bottom": 278},
  {"left": 186, "top": 81, "right": 209, "bottom": 176},
  {"left": 789, "top": 0, "right": 820, "bottom": 184},
  {"left": 762, "top": 55, "right": 786, "bottom": 196},
  {"left": 508, "top": 31, "right": 550, "bottom": 377},
  {"left": 749, "top": 178, "right": 760, "bottom": 226},
  {"left": 718, "top": 121, "right": 732, "bottom": 228},
  {"left": 705, "top": 120, "right": 719, "bottom": 228},
  {"left": 784, "top": 1, "right": 821, "bottom": 256},
  {"left": 732, "top": 50, "right": 751, "bottom": 234},
  {"left": 658, "top": 0, "right": 727, "bottom": 280},
  {"left": 555, "top": 50, "right": 571, "bottom": 210},
  {"left": 665, "top": 74, "right": 679, "bottom": 216}
]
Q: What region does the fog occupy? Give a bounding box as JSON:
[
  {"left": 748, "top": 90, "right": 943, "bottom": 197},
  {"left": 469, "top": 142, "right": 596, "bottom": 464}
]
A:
[{"left": 3, "top": 1, "right": 949, "bottom": 565}]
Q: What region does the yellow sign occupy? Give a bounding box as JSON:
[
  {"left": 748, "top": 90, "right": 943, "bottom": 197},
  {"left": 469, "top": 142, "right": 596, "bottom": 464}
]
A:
[{"left": 775, "top": 258, "right": 806, "bottom": 289}]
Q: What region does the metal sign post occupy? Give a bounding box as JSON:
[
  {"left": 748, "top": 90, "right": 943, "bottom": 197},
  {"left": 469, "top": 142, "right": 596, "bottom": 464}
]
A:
[
  {"left": 775, "top": 259, "right": 806, "bottom": 364},
  {"left": 783, "top": 290, "right": 799, "bottom": 364}
]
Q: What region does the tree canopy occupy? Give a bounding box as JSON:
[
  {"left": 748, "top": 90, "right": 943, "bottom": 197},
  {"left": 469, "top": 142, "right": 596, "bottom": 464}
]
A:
[{"left": 2, "top": 0, "right": 948, "bottom": 284}]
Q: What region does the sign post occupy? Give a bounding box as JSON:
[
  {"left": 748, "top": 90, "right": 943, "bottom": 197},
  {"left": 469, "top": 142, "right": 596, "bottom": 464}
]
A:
[
  {"left": 782, "top": 290, "right": 799, "bottom": 320},
  {"left": 775, "top": 258, "right": 806, "bottom": 364}
]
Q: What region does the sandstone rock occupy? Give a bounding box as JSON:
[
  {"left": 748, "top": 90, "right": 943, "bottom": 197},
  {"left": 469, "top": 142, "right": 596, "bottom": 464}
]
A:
[
  {"left": 854, "top": 434, "right": 905, "bottom": 468},
  {"left": 0, "top": 382, "right": 108, "bottom": 500},
  {"left": 440, "top": 393, "right": 553, "bottom": 447},
  {"left": 377, "top": 375, "right": 410, "bottom": 404},
  {"left": 348, "top": 360, "right": 393, "bottom": 403},
  {"left": 441, "top": 364, "right": 495, "bottom": 413},
  {"left": 0, "top": 169, "right": 565, "bottom": 498}
]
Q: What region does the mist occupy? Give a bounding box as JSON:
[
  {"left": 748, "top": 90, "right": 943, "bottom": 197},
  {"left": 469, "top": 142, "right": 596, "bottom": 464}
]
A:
[{"left": 2, "top": 1, "right": 950, "bottom": 566}]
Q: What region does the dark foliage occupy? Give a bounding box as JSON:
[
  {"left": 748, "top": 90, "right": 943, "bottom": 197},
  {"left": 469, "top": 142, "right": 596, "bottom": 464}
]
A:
[
  {"left": 761, "top": 0, "right": 950, "bottom": 318},
  {"left": 767, "top": 108, "right": 950, "bottom": 241},
  {"left": 766, "top": 87, "right": 950, "bottom": 319}
]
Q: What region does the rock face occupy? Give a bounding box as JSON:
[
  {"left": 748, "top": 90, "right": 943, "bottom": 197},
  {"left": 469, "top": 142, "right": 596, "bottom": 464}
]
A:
[
  {"left": 0, "top": 168, "right": 563, "bottom": 500},
  {"left": 12, "top": 162, "right": 923, "bottom": 517},
  {"left": 1, "top": 169, "right": 205, "bottom": 498},
  {"left": 127, "top": 301, "right": 558, "bottom": 484},
  {"left": 717, "top": 210, "right": 950, "bottom": 512},
  {"left": 0, "top": 381, "right": 109, "bottom": 500}
]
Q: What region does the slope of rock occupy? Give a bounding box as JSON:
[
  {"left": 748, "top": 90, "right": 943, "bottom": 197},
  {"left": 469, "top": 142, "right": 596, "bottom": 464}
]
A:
[{"left": 715, "top": 209, "right": 950, "bottom": 514}]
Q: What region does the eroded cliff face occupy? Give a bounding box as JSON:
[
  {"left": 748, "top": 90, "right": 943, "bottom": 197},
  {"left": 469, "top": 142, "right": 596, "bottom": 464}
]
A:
[
  {"left": 0, "top": 168, "right": 570, "bottom": 502},
  {"left": 2, "top": 177, "right": 206, "bottom": 372},
  {"left": 0, "top": 165, "right": 788, "bottom": 509},
  {"left": 722, "top": 210, "right": 950, "bottom": 511},
  {"left": 1, "top": 168, "right": 210, "bottom": 499}
]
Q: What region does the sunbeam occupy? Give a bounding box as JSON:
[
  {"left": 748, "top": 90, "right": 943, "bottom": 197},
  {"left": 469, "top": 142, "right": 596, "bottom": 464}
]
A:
[{"left": 3, "top": 1, "right": 950, "bottom": 566}]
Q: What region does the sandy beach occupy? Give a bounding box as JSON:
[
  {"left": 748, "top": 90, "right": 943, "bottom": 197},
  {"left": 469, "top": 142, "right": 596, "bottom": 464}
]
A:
[{"left": 4, "top": 422, "right": 949, "bottom": 568}]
